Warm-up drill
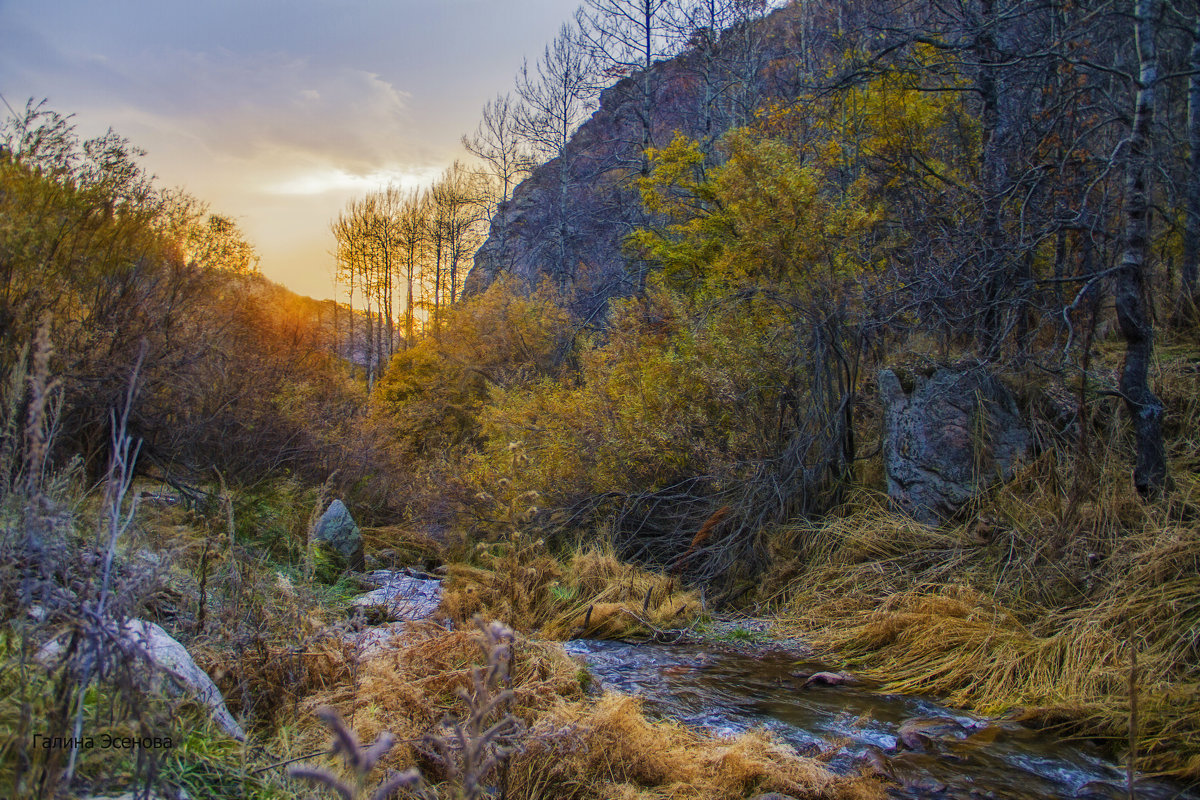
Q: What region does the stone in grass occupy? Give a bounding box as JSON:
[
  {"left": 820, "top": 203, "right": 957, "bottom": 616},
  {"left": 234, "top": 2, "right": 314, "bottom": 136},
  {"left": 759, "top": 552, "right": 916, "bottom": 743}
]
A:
[
  {"left": 313, "top": 499, "right": 364, "bottom": 575},
  {"left": 349, "top": 571, "right": 442, "bottom": 624},
  {"left": 37, "top": 618, "right": 244, "bottom": 742}
]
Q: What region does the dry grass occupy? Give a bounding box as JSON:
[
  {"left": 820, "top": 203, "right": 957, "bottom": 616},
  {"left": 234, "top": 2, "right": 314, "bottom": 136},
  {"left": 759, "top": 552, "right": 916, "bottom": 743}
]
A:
[
  {"left": 362, "top": 524, "right": 445, "bottom": 568},
  {"left": 293, "top": 623, "right": 585, "bottom": 776},
  {"left": 509, "top": 694, "right": 884, "bottom": 800},
  {"left": 769, "top": 358, "right": 1200, "bottom": 782},
  {"left": 285, "top": 624, "right": 881, "bottom": 800},
  {"left": 441, "top": 543, "right": 701, "bottom": 639}
]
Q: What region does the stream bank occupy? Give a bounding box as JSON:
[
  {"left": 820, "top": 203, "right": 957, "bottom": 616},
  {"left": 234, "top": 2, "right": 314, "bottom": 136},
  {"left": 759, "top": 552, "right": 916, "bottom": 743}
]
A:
[{"left": 562, "top": 633, "right": 1195, "bottom": 800}]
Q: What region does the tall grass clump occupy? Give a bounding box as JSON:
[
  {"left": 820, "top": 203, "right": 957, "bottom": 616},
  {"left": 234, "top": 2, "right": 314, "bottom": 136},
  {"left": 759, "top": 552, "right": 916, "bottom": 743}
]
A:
[{"left": 442, "top": 442, "right": 700, "bottom": 639}]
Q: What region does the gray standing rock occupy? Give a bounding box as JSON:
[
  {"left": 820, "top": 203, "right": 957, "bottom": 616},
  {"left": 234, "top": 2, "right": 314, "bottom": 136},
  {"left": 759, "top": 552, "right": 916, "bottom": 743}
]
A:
[
  {"left": 880, "top": 365, "right": 1031, "bottom": 524},
  {"left": 37, "top": 619, "right": 244, "bottom": 741},
  {"left": 314, "top": 499, "right": 364, "bottom": 572}
]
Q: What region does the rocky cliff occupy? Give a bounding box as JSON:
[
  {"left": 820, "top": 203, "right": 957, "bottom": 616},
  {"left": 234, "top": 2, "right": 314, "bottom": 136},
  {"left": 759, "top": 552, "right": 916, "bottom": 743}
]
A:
[{"left": 464, "top": 3, "right": 818, "bottom": 314}]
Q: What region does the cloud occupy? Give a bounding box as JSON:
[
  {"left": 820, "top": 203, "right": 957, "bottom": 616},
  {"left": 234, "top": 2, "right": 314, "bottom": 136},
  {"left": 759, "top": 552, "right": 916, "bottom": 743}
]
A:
[
  {"left": 97, "top": 49, "right": 422, "bottom": 169},
  {"left": 0, "top": 0, "right": 584, "bottom": 300},
  {"left": 267, "top": 165, "right": 444, "bottom": 197}
]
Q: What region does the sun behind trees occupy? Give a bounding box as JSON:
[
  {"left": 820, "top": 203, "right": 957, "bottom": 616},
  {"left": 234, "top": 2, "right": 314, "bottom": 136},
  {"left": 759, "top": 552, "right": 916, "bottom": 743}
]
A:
[{"left": 330, "top": 163, "right": 491, "bottom": 387}]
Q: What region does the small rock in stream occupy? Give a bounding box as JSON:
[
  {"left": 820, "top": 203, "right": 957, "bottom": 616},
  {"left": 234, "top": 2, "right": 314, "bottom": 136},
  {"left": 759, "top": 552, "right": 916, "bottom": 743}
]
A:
[{"left": 795, "top": 670, "right": 860, "bottom": 688}]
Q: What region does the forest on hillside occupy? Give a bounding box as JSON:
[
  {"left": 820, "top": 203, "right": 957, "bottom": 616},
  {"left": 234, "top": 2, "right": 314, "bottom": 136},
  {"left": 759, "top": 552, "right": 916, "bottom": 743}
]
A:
[{"left": 2, "top": 0, "right": 1200, "bottom": 798}]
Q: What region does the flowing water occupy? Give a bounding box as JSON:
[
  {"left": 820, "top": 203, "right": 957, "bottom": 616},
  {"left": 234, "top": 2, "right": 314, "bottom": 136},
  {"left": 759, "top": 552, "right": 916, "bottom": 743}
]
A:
[{"left": 563, "top": 639, "right": 1196, "bottom": 799}]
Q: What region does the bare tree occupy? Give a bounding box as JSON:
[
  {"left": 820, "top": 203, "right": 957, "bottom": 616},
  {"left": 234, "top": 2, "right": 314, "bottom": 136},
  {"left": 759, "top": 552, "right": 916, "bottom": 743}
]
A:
[
  {"left": 516, "top": 23, "right": 597, "bottom": 283},
  {"left": 1115, "top": 0, "right": 1167, "bottom": 496},
  {"left": 463, "top": 93, "right": 534, "bottom": 271},
  {"left": 1181, "top": 9, "right": 1200, "bottom": 316},
  {"left": 396, "top": 188, "right": 427, "bottom": 347},
  {"left": 672, "top": 0, "right": 770, "bottom": 148},
  {"left": 332, "top": 189, "right": 406, "bottom": 383},
  {"left": 575, "top": 0, "right": 681, "bottom": 173},
  {"left": 425, "top": 163, "right": 489, "bottom": 331}
]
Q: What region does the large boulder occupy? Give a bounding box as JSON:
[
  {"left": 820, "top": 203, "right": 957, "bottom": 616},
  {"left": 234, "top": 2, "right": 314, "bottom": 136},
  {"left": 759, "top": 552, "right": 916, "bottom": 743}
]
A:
[
  {"left": 37, "top": 619, "right": 244, "bottom": 741},
  {"left": 880, "top": 366, "right": 1031, "bottom": 524},
  {"left": 313, "top": 499, "right": 364, "bottom": 572}
]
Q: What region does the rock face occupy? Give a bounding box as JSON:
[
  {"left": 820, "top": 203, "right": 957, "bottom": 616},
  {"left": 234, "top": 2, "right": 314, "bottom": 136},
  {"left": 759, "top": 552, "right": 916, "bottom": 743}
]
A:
[
  {"left": 880, "top": 366, "right": 1031, "bottom": 524},
  {"left": 464, "top": 4, "right": 812, "bottom": 311},
  {"left": 37, "top": 619, "right": 245, "bottom": 741},
  {"left": 314, "top": 499, "right": 364, "bottom": 571},
  {"left": 350, "top": 570, "right": 442, "bottom": 623}
]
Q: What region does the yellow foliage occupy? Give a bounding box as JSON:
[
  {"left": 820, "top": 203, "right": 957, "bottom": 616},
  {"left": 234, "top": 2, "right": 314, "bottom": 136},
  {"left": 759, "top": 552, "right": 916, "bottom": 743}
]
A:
[{"left": 374, "top": 277, "right": 572, "bottom": 454}]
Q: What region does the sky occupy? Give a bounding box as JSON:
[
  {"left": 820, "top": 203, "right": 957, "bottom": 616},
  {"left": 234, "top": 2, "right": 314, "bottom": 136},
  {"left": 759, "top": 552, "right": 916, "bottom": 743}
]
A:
[{"left": 0, "top": 0, "right": 582, "bottom": 300}]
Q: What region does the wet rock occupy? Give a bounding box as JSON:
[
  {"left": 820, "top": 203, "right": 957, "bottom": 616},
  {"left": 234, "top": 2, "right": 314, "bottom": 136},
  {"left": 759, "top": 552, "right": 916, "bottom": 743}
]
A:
[
  {"left": 797, "top": 670, "right": 860, "bottom": 688},
  {"left": 313, "top": 499, "right": 363, "bottom": 571},
  {"left": 903, "top": 776, "right": 949, "bottom": 794},
  {"left": 899, "top": 716, "right": 975, "bottom": 740},
  {"left": 860, "top": 745, "right": 896, "bottom": 780},
  {"left": 1073, "top": 782, "right": 1126, "bottom": 800},
  {"left": 880, "top": 365, "right": 1031, "bottom": 524},
  {"left": 350, "top": 571, "right": 441, "bottom": 623},
  {"left": 37, "top": 619, "right": 244, "bottom": 741},
  {"left": 895, "top": 727, "right": 933, "bottom": 753}
]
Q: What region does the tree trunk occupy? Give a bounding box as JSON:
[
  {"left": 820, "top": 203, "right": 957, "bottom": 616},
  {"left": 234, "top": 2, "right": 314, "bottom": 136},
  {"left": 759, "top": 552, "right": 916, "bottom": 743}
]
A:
[
  {"left": 1180, "top": 14, "right": 1200, "bottom": 317},
  {"left": 347, "top": 270, "right": 355, "bottom": 372},
  {"left": 405, "top": 255, "right": 415, "bottom": 348},
  {"left": 1116, "top": 0, "right": 1167, "bottom": 497},
  {"left": 975, "top": 0, "right": 1008, "bottom": 358}
]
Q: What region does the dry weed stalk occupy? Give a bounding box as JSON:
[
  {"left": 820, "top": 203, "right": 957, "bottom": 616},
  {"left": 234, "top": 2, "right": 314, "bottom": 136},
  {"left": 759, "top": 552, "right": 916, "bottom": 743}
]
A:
[
  {"left": 420, "top": 618, "right": 524, "bottom": 800},
  {"left": 293, "top": 619, "right": 526, "bottom": 800},
  {"left": 289, "top": 706, "right": 423, "bottom": 800},
  {"left": 64, "top": 342, "right": 145, "bottom": 784}
]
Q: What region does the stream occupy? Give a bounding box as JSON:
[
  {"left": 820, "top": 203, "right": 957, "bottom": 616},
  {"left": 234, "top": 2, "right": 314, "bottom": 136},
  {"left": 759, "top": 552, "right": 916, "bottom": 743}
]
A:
[{"left": 563, "top": 639, "right": 1196, "bottom": 800}]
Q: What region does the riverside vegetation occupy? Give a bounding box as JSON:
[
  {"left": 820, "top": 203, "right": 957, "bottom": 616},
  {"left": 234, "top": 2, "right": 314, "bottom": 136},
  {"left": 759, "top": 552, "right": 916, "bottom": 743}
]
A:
[{"left": 3, "top": 0, "right": 1200, "bottom": 797}]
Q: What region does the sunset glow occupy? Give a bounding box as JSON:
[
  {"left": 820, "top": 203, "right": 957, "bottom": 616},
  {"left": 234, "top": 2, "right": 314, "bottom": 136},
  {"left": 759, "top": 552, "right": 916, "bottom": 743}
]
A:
[{"left": 0, "top": 0, "right": 581, "bottom": 299}]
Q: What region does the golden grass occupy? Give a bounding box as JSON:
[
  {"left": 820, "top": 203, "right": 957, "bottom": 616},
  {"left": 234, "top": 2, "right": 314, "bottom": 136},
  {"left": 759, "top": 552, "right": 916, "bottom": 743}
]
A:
[
  {"left": 362, "top": 524, "right": 444, "bottom": 567},
  {"left": 771, "top": 446, "right": 1200, "bottom": 780},
  {"left": 509, "top": 694, "right": 885, "bottom": 800},
  {"left": 441, "top": 543, "right": 700, "bottom": 640},
  {"left": 283, "top": 624, "right": 880, "bottom": 800}
]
